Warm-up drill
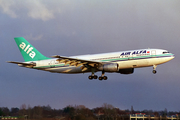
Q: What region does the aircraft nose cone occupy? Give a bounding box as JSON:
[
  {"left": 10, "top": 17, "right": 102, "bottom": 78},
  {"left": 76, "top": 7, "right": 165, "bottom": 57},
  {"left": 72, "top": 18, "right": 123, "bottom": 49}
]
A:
[{"left": 170, "top": 54, "right": 175, "bottom": 60}]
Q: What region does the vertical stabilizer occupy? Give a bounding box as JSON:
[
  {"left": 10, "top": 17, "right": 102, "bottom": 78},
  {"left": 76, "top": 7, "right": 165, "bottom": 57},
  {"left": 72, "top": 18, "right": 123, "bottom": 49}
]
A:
[{"left": 14, "top": 37, "right": 50, "bottom": 62}]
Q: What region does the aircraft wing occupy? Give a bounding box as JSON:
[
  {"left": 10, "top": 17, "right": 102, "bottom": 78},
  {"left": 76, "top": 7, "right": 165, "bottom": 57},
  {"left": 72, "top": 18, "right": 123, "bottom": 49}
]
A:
[{"left": 51, "top": 55, "right": 110, "bottom": 71}]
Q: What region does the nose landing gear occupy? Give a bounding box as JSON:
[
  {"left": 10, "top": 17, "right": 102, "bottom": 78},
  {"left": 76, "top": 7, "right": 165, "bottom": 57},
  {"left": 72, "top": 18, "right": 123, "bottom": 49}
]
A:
[
  {"left": 153, "top": 70, "right": 157, "bottom": 74},
  {"left": 152, "top": 65, "right": 157, "bottom": 74}
]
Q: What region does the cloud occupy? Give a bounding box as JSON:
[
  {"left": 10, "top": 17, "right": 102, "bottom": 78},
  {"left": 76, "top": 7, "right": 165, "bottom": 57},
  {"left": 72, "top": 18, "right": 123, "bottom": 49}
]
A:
[
  {"left": 26, "top": 0, "right": 54, "bottom": 21},
  {"left": 25, "top": 34, "right": 43, "bottom": 41},
  {"left": 0, "top": 0, "right": 54, "bottom": 21},
  {"left": 0, "top": 0, "right": 17, "bottom": 18},
  {"left": 1, "top": 0, "right": 180, "bottom": 111}
]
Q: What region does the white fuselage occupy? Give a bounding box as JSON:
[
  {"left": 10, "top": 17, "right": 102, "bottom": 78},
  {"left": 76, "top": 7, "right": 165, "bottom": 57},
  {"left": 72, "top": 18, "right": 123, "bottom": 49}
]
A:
[{"left": 27, "top": 49, "right": 174, "bottom": 74}]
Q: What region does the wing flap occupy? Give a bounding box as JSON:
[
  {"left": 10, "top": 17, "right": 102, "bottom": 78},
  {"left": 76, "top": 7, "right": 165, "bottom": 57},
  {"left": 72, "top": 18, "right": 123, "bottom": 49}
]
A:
[
  {"left": 51, "top": 55, "right": 102, "bottom": 64},
  {"left": 51, "top": 55, "right": 109, "bottom": 69}
]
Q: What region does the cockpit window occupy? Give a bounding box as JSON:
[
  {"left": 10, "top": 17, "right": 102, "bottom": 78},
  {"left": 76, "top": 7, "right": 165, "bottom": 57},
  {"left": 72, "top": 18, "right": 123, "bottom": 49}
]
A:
[{"left": 163, "top": 51, "right": 169, "bottom": 54}]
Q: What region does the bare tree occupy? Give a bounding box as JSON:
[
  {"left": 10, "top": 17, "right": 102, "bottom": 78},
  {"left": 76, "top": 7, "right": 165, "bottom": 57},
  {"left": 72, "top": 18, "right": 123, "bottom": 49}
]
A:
[{"left": 32, "top": 106, "right": 43, "bottom": 119}]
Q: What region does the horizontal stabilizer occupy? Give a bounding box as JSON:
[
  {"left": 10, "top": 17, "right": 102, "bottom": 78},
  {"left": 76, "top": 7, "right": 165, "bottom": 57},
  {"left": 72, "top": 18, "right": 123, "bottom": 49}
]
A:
[{"left": 7, "top": 61, "right": 36, "bottom": 67}]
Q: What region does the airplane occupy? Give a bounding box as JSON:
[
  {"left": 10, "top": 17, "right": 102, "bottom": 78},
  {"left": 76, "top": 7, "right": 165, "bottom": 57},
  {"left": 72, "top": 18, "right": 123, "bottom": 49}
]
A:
[{"left": 7, "top": 37, "right": 175, "bottom": 80}]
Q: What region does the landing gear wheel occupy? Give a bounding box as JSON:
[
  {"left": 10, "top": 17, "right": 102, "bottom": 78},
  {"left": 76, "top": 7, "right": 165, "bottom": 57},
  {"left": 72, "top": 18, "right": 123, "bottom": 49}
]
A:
[
  {"left": 88, "top": 75, "right": 98, "bottom": 80},
  {"left": 153, "top": 70, "right": 157, "bottom": 74},
  {"left": 103, "top": 76, "right": 108, "bottom": 80},
  {"left": 98, "top": 76, "right": 108, "bottom": 80},
  {"left": 88, "top": 76, "right": 93, "bottom": 80},
  {"left": 93, "top": 75, "right": 98, "bottom": 79},
  {"left": 98, "top": 77, "right": 103, "bottom": 80},
  {"left": 153, "top": 65, "right": 157, "bottom": 74}
]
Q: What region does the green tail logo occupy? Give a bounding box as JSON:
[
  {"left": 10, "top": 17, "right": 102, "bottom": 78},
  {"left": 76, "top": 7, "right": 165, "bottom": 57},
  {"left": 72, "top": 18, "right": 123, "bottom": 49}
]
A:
[{"left": 14, "top": 37, "right": 50, "bottom": 62}]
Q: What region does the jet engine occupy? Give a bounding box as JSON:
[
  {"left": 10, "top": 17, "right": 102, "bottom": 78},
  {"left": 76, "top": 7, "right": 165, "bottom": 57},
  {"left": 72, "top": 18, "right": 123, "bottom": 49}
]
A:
[
  {"left": 118, "top": 68, "right": 134, "bottom": 74},
  {"left": 98, "top": 63, "right": 119, "bottom": 72}
]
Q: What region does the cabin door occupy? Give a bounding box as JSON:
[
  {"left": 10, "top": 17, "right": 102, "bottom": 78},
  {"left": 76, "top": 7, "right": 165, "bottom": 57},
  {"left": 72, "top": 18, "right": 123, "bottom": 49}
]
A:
[{"left": 151, "top": 50, "right": 156, "bottom": 57}]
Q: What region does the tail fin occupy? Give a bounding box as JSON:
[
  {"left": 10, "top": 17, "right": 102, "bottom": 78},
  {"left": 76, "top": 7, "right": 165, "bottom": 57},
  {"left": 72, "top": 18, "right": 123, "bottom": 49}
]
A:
[{"left": 14, "top": 37, "right": 50, "bottom": 62}]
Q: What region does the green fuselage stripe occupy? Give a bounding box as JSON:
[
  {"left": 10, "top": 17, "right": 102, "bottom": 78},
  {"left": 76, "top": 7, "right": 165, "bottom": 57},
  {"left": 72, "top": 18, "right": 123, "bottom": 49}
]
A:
[{"left": 33, "top": 54, "right": 173, "bottom": 69}]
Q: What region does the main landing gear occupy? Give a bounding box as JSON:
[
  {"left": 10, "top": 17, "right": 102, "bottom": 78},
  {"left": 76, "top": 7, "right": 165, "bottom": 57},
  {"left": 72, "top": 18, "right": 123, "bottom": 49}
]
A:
[
  {"left": 88, "top": 75, "right": 107, "bottom": 80},
  {"left": 98, "top": 76, "right": 108, "bottom": 80},
  {"left": 88, "top": 71, "right": 108, "bottom": 80},
  {"left": 152, "top": 65, "right": 157, "bottom": 74},
  {"left": 88, "top": 68, "right": 98, "bottom": 80},
  {"left": 98, "top": 71, "right": 107, "bottom": 80},
  {"left": 88, "top": 75, "right": 98, "bottom": 80}
]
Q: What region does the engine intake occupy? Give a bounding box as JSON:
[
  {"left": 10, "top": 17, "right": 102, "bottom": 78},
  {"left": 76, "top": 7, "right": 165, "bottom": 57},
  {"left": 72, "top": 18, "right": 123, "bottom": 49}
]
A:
[{"left": 98, "top": 63, "right": 119, "bottom": 72}]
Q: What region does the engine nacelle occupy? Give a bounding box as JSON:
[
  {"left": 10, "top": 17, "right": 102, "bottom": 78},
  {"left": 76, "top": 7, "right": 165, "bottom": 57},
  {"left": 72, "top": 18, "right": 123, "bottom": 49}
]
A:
[
  {"left": 98, "top": 63, "right": 119, "bottom": 72},
  {"left": 118, "top": 68, "right": 134, "bottom": 74}
]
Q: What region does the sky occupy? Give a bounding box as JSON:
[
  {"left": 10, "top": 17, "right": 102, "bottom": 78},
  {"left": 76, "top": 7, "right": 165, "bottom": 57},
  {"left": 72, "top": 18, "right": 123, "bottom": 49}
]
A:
[{"left": 0, "top": 0, "right": 180, "bottom": 111}]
